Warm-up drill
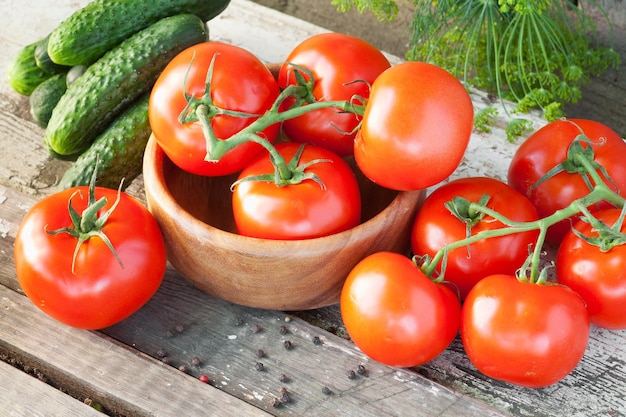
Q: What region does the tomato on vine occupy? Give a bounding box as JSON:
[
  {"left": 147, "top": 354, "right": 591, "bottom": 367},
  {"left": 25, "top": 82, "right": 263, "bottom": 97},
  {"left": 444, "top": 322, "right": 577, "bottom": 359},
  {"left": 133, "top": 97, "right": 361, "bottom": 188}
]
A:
[
  {"left": 231, "top": 142, "right": 361, "bottom": 240},
  {"left": 341, "top": 252, "right": 461, "bottom": 367},
  {"left": 508, "top": 118, "right": 626, "bottom": 244},
  {"left": 354, "top": 61, "right": 474, "bottom": 191},
  {"left": 14, "top": 173, "right": 166, "bottom": 330},
  {"left": 277, "top": 33, "right": 391, "bottom": 156},
  {"left": 411, "top": 177, "right": 539, "bottom": 299},
  {"left": 149, "top": 42, "right": 281, "bottom": 176},
  {"left": 556, "top": 208, "right": 626, "bottom": 330},
  {"left": 461, "top": 274, "right": 589, "bottom": 388}
]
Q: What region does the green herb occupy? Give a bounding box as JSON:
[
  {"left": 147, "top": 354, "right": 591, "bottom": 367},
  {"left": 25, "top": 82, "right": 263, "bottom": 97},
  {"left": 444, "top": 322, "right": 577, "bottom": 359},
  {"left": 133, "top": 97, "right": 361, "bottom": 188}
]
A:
[{"left": 332, "top": 0, "right": 620, "bottom": 139}]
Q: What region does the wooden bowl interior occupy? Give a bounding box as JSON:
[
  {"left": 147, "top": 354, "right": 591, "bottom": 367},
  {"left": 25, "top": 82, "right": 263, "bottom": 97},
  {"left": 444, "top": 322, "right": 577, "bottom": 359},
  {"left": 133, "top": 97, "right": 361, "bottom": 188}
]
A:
[{"left": 162, "top": 152, "right": 399, "bottom": 233}]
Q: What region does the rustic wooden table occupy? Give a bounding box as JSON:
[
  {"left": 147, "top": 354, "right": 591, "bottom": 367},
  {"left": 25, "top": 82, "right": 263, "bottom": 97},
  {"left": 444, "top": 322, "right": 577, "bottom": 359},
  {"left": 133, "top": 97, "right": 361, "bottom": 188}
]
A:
[{"left": 1, "top": 1, "right": 625, "bottom": 416}]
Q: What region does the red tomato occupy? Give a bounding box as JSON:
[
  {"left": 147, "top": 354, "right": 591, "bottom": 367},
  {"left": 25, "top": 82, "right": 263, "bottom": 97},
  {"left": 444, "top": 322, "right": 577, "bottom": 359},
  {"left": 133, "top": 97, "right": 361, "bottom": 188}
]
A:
[
  {"left": 149, "top": 42, "right": 281, "bottom": 176},
  {"left": 461, "top": 274, "right": 589, "bottom": 388},
  {"left": 354, "top": 62, "right": 473, "bottom": 191},
  {"left": 277, "top": 33, "right": 391, "bottom": 156},
  {"left": 232, "top": 142, "right": 361, "bottom": 240},
  {"left": 411, "top": 177, "right": 539, "bottom": 299},
  {"left": 556, "top": 208, "right": 626, "bottom": 329},
  {"left": 341, "top": 252, "right": 461, "bottom": 367},
  {"left": 14, "top": 186, "right": 166, "bottom": 329},
  {"left": 508, "top": 118, "right": 626, "bottom": 244}
]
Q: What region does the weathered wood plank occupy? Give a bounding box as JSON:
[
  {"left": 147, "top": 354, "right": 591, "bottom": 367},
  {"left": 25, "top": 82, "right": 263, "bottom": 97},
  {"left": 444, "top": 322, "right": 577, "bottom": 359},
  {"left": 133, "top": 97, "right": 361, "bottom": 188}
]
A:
[
  {"left": 0, "top": 281, "right": 271, "bottom": 417},
  {"left": 0, "top": 360, "right": 104, "bottom": 417}
]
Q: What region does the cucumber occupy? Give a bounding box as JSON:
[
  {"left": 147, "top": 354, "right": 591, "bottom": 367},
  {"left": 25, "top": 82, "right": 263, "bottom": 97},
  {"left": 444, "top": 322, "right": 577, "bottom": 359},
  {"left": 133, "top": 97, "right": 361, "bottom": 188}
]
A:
[
  {"left": 34, "top": 35, "right": 70, "bottom": 74},
  {"left": 48, "top": 0, "right": 230, "bottom": 66},
  {"left": 7, "top": 40, "right": 54, "bottom": 95},
  {"left": 45, "top": 13, "right": 208, "bottom": 157},
  {"left": 29, "top": 73, "right": 67, "bottom": 128},
  {"left": 58, "top": 95, "right": 151, "bottom": 190}
]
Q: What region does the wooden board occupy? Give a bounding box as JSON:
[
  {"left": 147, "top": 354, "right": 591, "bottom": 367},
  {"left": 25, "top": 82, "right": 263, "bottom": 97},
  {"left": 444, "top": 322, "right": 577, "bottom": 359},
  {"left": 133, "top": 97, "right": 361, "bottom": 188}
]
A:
[{"left": 1, "top": 1, "right": 625, "bottom": 416}]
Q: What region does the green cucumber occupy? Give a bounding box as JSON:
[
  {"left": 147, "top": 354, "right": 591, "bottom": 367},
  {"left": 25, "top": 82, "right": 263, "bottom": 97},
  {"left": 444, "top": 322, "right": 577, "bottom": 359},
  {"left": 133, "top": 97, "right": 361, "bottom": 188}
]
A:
[
  {"left": 7, "top": 40, "right": 54, "bottom": 95},
  {"left": 45, "top": 13, "right": 208, "bottom": 157},
  {"left": 48, "top": 0, "right": 230, "bottom": 66},
  {"left": 29, "top": 73, "right": 67, "bottom": 128},
  {"left": 34, "top": 35, "right": 71, "bottom": 74},
  {"left": 58, "top": 95, "right": 151, "bottom": 190}
]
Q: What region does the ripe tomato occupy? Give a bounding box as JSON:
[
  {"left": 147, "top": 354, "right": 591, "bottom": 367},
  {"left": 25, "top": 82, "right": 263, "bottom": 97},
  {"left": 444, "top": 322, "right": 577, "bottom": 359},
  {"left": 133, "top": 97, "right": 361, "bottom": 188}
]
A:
[
  {"left": 354, "top": 62, "right": 473, "bottom": 191},
  {"left": 232, "top": 142, "right": 361, "bottom": 240},
  {"left": 277, "top": 33, "right": 391, "bottom": 156},
  {"left": 14, "top": 186, "right": 166, "bottom": 329},
  {"left": 461, "top": 274, "right": 589, "bottom": 388},
  {"left": 411, "top": 177, "right": 539, "bottom": 299},
  {"left": 507, "top": 118, "right": 626, "bottom": 244},
  {"left": 341, "top": 252, "right": 461, "bottom": 367},
  {"left": 556, "top": 208, "right": 626, "bottom": 329},
  {"left": 149, "top": 42, "right": 281, "bottom": 176}
]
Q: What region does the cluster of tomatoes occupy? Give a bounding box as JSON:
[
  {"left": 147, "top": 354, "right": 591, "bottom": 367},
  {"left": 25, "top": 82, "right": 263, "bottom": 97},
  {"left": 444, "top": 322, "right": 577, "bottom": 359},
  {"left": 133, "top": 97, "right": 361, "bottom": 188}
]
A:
[
  {"left": 343, "top": 118, "right": 626, "bottom": 388},
  {"left": 13, "top": 31, "right": 626, "bottom": 392}
]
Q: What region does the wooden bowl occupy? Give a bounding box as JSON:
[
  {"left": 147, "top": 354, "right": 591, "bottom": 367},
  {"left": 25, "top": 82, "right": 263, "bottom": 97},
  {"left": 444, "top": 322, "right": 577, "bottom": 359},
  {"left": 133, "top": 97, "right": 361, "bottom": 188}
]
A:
[{"left": 142, "top": 135, "right": 425, "bottom": 310}]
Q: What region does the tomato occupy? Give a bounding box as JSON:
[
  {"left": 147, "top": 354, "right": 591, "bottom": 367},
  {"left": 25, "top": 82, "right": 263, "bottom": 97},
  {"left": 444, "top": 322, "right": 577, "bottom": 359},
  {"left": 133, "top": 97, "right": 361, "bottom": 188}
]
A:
[
  {"left": 411, "top": 177, "right": 540, "bottom": 299},
  {"left": 232, "top": 142, "right": 361, "bottom": 240},
  {"left": 341, "top": 252, "right": 461, "bottom": 367},
  {"left": 149, "top": 42, "right": 281, "bottom": 176},
  {"left": 461, "top": 274, "right": 589, "bottom": 388},
  {"left": 508, "top": 118, "right": 626, "bottom": 244},
  {"left": 277, "top": 33, "right": 391, "bottom": 156},
  {"left": 556, "top": 208, "right": 626, "bottom": 329},
  {"left": 14, "top": 186, "right": 166, "bottom": 330},
  {"left": 354, "top": 62, "right": 474, "bottom": 191}
]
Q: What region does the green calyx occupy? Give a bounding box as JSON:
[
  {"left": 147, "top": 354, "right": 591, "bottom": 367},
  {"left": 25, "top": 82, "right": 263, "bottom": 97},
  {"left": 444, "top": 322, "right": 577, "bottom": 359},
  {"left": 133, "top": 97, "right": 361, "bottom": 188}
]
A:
[
  {"left": 532, "top": 126, "right": 616, "bottom": 193},
  {"left": 572, "top": 205, "right": 626, "bottom": 252},
  {"left": 231, "top": 144, "right": 332, "bottom": 189},
  {"left": 177, "top": 52, "right": 262, "bottom": 125},
  {"left": 46, "top": 164, "right": 124, "bottom": 274},
  {"left": 445, "top": 194, "right": 491, "bottom": 239}
]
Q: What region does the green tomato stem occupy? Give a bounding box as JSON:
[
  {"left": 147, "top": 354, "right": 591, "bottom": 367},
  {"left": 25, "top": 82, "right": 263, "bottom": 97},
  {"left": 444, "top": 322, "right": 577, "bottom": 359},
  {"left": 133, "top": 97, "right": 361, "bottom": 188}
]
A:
[{"left": 422, "top": 173, "right": 624, "bottom": 282}]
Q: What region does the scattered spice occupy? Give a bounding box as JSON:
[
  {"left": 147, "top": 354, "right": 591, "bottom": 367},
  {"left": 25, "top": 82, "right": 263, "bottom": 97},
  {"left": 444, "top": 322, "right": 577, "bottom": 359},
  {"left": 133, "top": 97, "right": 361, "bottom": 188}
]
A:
[
  {"left": 279, "top": 325, "right": 288, "bottom": 335},
  {"left": 283, "top": 340, "right": 293, "bottom": 350},
  {"left": 255, "top": 349, "right": 265, "bottom": 358},
  {"left": 279, "top": 374, "right": 290, "bottom": 383},
  {"left": 357, "top": 364, "right": 368, "bottom": 377},
  {"left": 251, "top": 323, "right": 262, "bottom": 334},
  {"left": 199, "top": 375, "right": 210, "bottom": 383},
  {"left": 347, "top": 369, "right": 356, "bottom": 380},
  {"left": 312, "top": 336, "right": 323, "bottom": 345},
  {"left": 190, "top": 356, "right": 202, "bottom": 367},
  {"left": 322, "top": 386, "right": 332, "bottom": 395},
  {"left": 255, "top": 362, "right": 265, "bottom": 372}
]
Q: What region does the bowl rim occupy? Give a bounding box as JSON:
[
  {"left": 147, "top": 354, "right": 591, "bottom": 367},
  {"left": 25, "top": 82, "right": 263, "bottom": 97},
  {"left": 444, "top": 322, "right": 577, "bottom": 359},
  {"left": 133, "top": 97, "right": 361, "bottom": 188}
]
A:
[{"left": 143, "top": 134, "right": 424, "bottom": 247}]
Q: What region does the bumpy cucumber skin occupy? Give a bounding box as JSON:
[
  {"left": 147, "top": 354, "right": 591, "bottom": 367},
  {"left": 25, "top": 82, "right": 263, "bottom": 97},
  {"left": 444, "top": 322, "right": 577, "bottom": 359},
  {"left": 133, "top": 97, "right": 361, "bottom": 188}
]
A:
[
  {"left": 34, "top": 35, "right": 70, "bottom": 74},
  {"left": 7, "top": 41, "right": 54, "bottom": 96},
  {"left": 45, "top": 13, "right": 208, "bottom": 157},
  {"left": 29, "top": 73, "right": 68, "bottom": 128},
  {"left": 58, "top": 95, "right": 150, "bottom": 190},
  {"left": 48, "top": 0, "right": 230, "bottom": 66}
]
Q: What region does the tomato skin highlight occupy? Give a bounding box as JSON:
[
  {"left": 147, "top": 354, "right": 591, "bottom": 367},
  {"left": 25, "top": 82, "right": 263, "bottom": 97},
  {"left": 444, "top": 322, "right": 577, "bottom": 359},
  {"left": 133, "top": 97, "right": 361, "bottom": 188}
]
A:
[
  {"left": 411, "top": 177, "right": 540, "bottom": 299},
  {"left": 341, "top": 252, "right": 461, "bottom": 367},
  {"left": 232, "top": 142, "right": 361, "bottom": 240},
  {"left": 14, "top": 187, "right": 166, "bottom": 330},
  {"left": 556, "top": 208, "right": 626, "bottom": 330},
  {"left": 507, "top": 118, "right": 626, "bottom": 244},
  {"left": 461, "top": 274, "right": 590, "bottom": 388},
  {"left": 277, "top": 33, "right": 391, "bottom": 156},
  {"left": 149, "top": 42, "right": 281, "bottom": 176},
  {"left": 354, "top": 62, "right": 474, "bottom": 191}
]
